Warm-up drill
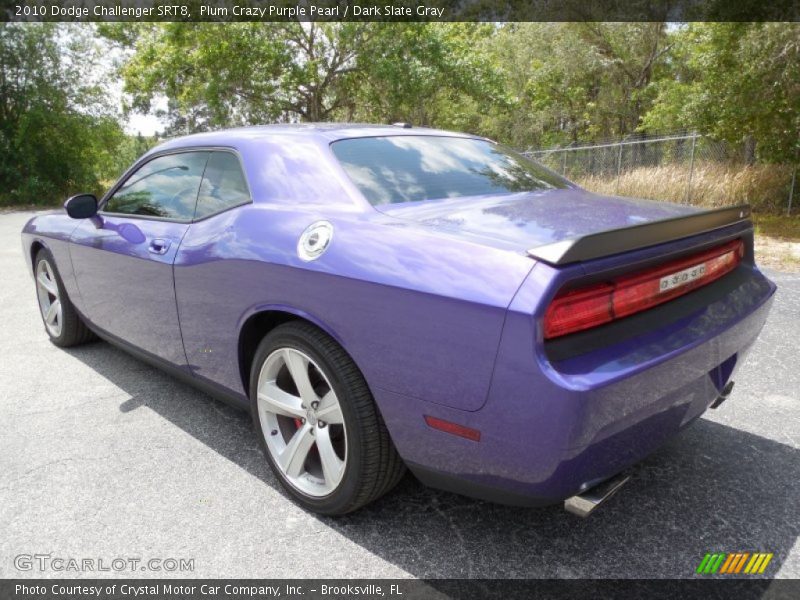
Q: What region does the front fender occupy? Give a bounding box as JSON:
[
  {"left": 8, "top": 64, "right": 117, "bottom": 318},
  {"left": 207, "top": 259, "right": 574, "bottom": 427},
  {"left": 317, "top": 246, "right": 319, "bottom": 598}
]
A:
[{"left": 21, "top": 212, "right": 83, "bottom": 305}]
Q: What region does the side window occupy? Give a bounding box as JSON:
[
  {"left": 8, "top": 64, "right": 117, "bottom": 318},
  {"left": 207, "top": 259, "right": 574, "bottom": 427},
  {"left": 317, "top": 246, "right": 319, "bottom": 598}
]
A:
[
  {"left": 105, "top": 152, "right": 210, "bottom": 221},
  {"left": 194, "top": 152, "right": 251, "bottom": 220}
]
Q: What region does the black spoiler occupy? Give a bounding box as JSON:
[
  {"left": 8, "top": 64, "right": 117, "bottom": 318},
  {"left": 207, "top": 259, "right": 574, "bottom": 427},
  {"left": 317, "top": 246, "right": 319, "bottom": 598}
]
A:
[{"left": 527, "top": 204, "right": 751, "bottom": 266}]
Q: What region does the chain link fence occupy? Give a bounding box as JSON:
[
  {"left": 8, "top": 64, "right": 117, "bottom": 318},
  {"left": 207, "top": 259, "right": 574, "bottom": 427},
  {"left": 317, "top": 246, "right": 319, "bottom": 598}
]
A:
[{"left": 524, "top": 133, "right": 797, "bottom": 215}]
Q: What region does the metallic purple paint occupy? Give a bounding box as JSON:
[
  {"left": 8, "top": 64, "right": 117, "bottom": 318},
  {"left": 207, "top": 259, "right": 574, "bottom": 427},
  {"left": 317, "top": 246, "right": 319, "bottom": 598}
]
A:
[
  {"left": 379, "top": 188, "right": 701, "bottom": 252},
  {"left": 21, "top": 125, "right": 776, "bottom": 506},
  {"left": 391, "top": 222, "right": 774, "bottom": 503},
  {"left": 70, "top": 216, "right": 189, "bottom": 365}
]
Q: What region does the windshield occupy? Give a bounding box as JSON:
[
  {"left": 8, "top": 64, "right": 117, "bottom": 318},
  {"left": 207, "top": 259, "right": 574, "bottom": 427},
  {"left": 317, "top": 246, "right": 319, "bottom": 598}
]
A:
[{"left": 331, "top": 135, "right": 569, "bottom": 205}]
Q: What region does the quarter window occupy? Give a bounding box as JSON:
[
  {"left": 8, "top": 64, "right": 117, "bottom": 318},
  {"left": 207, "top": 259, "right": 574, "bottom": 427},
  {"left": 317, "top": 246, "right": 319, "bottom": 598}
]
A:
[
  {"left": 105, "top": 152, "right": 210, "bottom": 220},
  {"left": 194, "top": 152, "right": 250, "bottom": 219}
]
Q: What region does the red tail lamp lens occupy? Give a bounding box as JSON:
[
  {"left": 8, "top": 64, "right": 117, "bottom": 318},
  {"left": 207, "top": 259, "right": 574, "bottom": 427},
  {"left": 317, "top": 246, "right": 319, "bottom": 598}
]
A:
[
  {"left": 544, "top": 239, "right": 744, "bottom": 339},
  {"left": 424, "top": 415, "right": 481, "bottom": 442},
  {"left": 542, "top": 283, "right": 615, "bottom": 339}
]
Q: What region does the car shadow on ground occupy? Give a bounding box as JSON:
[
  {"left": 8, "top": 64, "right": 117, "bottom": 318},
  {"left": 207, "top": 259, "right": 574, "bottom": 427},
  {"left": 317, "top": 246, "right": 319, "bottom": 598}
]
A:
[{"left": 66, "top": 340, "right": 800, "bottom": 579}]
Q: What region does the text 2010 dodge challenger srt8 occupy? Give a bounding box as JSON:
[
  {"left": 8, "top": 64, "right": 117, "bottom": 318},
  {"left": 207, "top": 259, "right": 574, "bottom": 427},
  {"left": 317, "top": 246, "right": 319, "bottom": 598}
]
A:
[{"left": 22, "top": 124, "right": 776, "bottom": 515}]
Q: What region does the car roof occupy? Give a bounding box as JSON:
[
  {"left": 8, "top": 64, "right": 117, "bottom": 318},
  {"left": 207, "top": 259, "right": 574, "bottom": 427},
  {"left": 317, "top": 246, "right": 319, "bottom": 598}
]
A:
[{"left": 153, "top": 123, "right": 482, "bottom": 151}]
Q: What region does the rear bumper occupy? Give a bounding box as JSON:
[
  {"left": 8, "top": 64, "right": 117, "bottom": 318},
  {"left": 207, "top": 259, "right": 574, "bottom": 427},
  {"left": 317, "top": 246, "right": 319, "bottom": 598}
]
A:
[{"left": 378, "top": 260, "right": 776, "bottom": 506}]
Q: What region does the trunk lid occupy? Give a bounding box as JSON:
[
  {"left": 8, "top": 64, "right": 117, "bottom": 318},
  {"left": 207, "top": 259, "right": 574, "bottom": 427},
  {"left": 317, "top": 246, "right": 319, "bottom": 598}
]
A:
[{"left": 378, "top": 188, "right": 702, "bottom": 255}]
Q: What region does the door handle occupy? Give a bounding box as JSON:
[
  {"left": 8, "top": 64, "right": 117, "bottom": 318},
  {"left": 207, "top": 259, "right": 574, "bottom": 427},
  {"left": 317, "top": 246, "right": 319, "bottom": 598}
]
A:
[{"left": 148, "top": 238, "right": 171, "bottom": 255}]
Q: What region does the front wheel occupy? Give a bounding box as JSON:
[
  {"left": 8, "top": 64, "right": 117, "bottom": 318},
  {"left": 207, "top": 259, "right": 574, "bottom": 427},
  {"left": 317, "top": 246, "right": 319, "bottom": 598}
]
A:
[
  {"left": 250, "top": 322, "right": 405, "bottom": 515},
  {"left": 34, "top": 249, "right": 95, "bottom": 347}
]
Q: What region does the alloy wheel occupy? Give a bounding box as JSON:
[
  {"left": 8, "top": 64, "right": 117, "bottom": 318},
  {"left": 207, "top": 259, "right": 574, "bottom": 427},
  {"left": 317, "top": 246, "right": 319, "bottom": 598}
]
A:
[
  {"left": 36, "top": 259, "right": 62, "bottom": 338},
  {"left": 256, "top": 348, "right": 347, "bottom": 497}
]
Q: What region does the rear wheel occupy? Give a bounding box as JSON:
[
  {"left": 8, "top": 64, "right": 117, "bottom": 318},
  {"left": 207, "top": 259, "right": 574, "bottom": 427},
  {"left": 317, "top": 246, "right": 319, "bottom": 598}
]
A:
[
  {"left": 34, "top": 249, "right": 95, "bottom": 347},
  {"left": 250, "top": 322, "right": 405, "bottom": 515}
]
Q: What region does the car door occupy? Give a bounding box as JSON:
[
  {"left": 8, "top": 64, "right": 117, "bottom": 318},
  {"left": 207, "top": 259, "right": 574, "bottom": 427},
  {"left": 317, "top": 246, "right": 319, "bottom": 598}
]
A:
[
  {"left": 70, "top": 150, "right": 211, "bottom": 367},
  {"left": 172, "top": 151, "right": 253, "bottom": 388}
]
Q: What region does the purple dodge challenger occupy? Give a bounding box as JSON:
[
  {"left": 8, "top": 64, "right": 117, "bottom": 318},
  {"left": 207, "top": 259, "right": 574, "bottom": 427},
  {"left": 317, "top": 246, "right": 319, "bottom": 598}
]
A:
[{"left": 22, "top": 124, "right": 776, "bottom": 515}]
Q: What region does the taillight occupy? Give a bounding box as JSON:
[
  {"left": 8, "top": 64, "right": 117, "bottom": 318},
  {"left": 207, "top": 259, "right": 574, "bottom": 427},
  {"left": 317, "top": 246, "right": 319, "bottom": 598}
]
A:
[{"left": 544, "top": 239, "right": 744, "bottom": 339}]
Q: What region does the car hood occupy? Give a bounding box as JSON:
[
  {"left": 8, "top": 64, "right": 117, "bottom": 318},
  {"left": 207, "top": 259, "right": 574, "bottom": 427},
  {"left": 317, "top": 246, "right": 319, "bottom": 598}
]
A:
[{"left": 377, "top": 188, "right": 701, "bottom": 254}]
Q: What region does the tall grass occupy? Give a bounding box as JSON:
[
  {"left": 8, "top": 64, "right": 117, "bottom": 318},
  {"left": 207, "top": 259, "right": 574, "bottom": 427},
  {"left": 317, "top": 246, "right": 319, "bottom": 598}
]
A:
[{"left": 575, "top": 163, "right": 796, "bottom": 214}]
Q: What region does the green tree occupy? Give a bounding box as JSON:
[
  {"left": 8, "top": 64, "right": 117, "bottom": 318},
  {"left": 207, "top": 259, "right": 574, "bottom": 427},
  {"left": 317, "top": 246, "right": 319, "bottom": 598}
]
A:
[
  {"left": 104, "top": 23, "right": 375, "bottom": 131},
  {"left": 348, "top": 23, "right": 503, "bottom": 130},
  {"left": 480, "top": 23, "right": 671, "bottom": 149},
  {"left": 104, "top": 23, "right": 501, "bottom": 134},
  {"left": 0, "top": 23, "right": 126, "bottom": 205},
  {"left": 642, "top": 23, "right": 800, "bottom": 163}
]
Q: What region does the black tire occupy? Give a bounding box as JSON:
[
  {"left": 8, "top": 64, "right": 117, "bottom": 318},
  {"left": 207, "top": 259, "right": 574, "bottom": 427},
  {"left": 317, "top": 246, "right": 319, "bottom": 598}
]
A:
[
  {"left": 34, "top": 248, "right": 96, "bottom": 347},
  {"left": 250, "top": 321, "right": 406, "bottom": 515}
]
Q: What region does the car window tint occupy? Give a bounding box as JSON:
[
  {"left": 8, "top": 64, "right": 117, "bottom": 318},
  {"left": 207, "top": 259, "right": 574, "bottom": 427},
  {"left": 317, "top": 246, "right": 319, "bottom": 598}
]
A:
[
  {"left": 331, "top": 136, "right": 569, "bottom": 205},
  {"left": 194, "top": 151, "right": 250, "bottom": 219},
  {"left": 105, "top": 152, "right": 210, "bottom": 220}
]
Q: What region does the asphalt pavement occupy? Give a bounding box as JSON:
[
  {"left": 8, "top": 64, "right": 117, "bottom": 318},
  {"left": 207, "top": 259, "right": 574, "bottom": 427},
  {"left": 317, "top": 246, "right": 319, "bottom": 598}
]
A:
[{"left": 1, "top": 210, "right": 798, "bottom": 579}]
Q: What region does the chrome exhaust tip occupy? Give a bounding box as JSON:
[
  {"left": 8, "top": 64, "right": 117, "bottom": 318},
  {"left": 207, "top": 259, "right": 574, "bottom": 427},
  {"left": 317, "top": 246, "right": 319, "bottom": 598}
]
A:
[{"left": 564, "top": 472, "right": 631, "bottom": 517}]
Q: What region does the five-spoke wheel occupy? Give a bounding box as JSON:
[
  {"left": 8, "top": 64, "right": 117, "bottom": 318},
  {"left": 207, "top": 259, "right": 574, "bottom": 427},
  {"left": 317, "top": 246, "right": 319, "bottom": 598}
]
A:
[
  {"left": 257, "top": 348, "right": 347, "bottom": 497},
  {"left": 35, "top": 258, "right": 63, "bottom": 338},
  {"left": 250, "top": 322, "right": 406, "bottom": 515},
  {"left": 33, "top": 249, "right": 95, "bottom": 347}
]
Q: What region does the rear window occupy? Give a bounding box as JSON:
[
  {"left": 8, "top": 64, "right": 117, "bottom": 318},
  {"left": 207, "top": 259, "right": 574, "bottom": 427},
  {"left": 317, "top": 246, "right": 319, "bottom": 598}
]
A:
[{"left": 331, "top": 135, "right": 568, "bottom": 205}]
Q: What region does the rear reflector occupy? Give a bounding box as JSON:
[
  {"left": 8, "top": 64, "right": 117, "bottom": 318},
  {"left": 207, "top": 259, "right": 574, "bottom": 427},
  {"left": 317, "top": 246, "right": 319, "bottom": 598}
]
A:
[
  {"left": 544, "top": 239, "right": 744, "bottom": 339},
  {"left": 424, "top": 415, "right": 481, "bottom": 442}
]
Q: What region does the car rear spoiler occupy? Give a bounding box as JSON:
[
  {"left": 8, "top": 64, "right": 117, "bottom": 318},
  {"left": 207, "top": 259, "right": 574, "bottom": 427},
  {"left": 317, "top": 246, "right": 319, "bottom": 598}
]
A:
[{"left": 527, "top": 204, "right": 751, "bottom": 266}]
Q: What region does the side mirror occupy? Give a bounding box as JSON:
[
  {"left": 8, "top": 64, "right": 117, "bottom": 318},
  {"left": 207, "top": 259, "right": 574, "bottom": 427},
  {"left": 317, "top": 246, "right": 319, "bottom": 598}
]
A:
[{"left": 64, "top": 194, "right": 98, "bottom": 219}]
